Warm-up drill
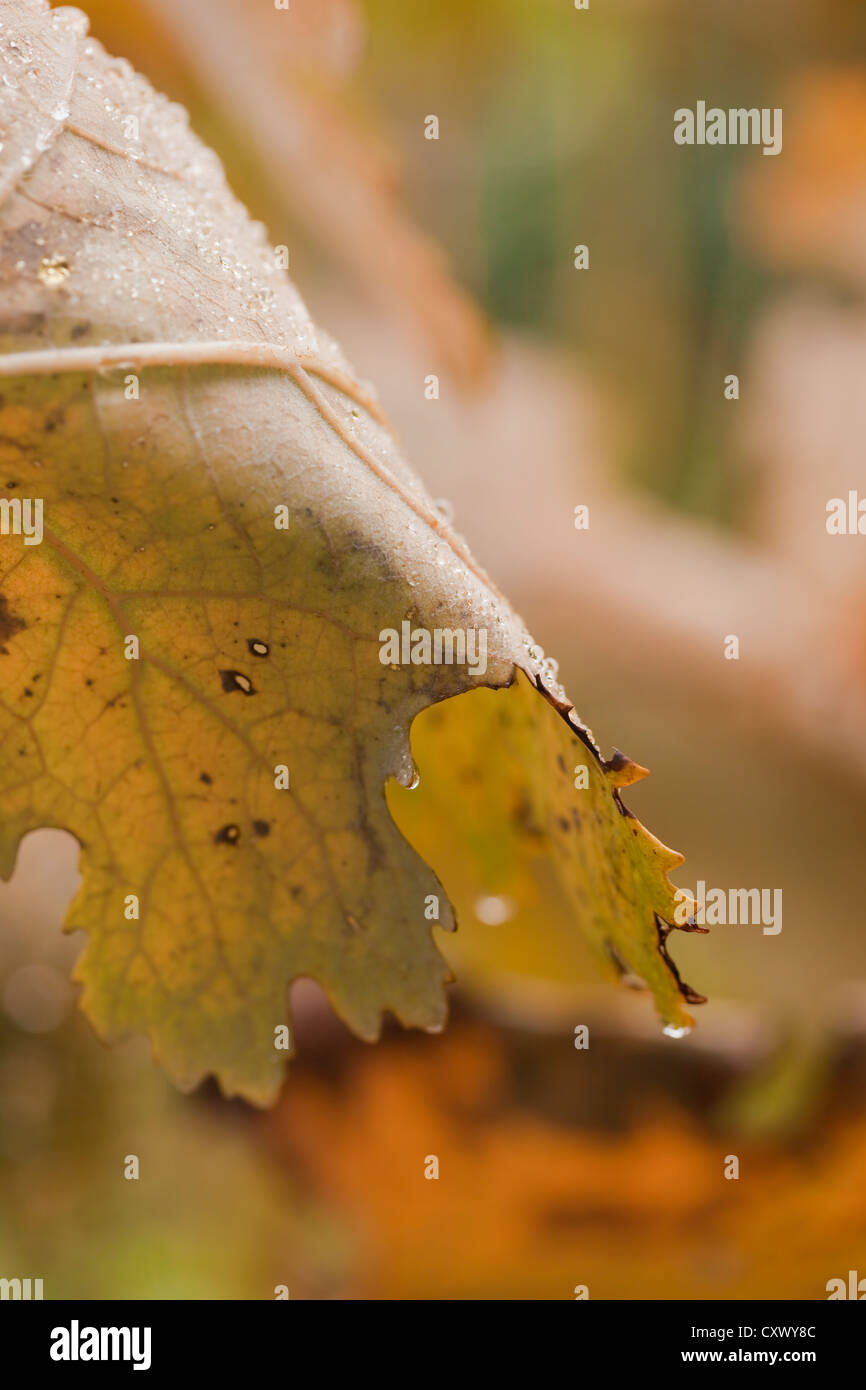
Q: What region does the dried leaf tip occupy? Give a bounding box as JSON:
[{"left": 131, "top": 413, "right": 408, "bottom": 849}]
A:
[{"left": 603, "top": 748, "right": 651, "bottom": 788}]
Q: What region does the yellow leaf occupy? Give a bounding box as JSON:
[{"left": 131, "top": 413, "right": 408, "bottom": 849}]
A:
[
  {"left": 391, "top": 674, "right": 703, "bottom": 1026},
  {"left": 0, "top": 0, "right": 701, "bottom": 1102}
]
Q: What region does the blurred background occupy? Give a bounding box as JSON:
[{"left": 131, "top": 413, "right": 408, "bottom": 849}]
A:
[{"left": 2, "top": 0, "right": 866, "bottom": 1298}]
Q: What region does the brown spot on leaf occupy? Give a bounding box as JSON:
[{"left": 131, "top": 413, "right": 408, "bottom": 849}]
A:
[
  {"left": 0, "top": 593, "right": 25, "bottom": 653},
  {"left": 219, "top": 669, "right": 256, "bottom": 695}
]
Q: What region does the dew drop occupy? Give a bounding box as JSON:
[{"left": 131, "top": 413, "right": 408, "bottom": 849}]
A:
[
  {"left": 37, "top": 256, "right": 71, "bottom": 288},
  {"left": 394, "top": 756, "right": 420, "bottom": 789},
  {"left": 474, "top": 895, "right": 517, "bottom": 926}
]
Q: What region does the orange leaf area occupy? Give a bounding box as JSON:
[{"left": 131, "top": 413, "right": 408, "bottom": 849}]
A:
[{"left": 270, "top": 1025, "right": 866, "bottom": 1300}]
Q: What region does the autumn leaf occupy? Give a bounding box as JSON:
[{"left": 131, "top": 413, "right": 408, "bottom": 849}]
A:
[
  {"left": 390, "top": 673, "right": 705, "bottom": 1025},
  {"left": 0, "top": 0, "right": 702, "bottom": 1102}
]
